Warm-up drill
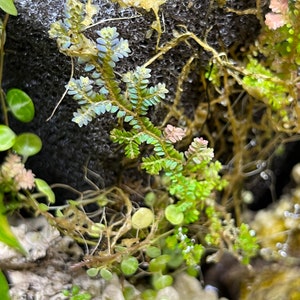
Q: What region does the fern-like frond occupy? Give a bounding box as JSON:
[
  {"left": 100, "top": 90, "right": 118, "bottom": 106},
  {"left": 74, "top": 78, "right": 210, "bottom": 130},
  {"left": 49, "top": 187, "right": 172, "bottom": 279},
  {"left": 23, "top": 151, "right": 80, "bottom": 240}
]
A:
[
  {"left": 96, "top": 27, "right": 131, "bottom": 67},
  {"left": 68, "top": 76, "right": 97, "bottom": 103},
  {"left": 185, "top": 137, "right": 214, "bottom": 164},
  {"left": 123, "top": 67, "right": 168, "bottom": 115},
  {"left": 49, "top": 0, "right": 98, "bottom": 58},
  {"left": 141, "top": 83, "right": 168, "bottom": 114},
  {"left": 141, "top": 155, "right": 165, "bottom": 175},
  {"left": 110, "top": 128, "right": 142, "bottom": 158},
  {"left": 124, "top": 141, "right": 140, "bottom": 159},
  {"left": 49, "top": 0, "right": 85, "bottom": 37},
  {"left": 68, "top": 76, "right": 123, "bottom": 126},
  {"left": 142, "top": 155, "right": 180, "bottom": 175},
  {"left": 140, "top": 117, "right": 162, "bottom": 137},
  {"left": 72, "top": 103, "right": 98, "bottom": 127},
  {"left": 81, "top": 0, "right": 99, "bottom": 27},
  {"left": 72, "top": 101, "right": 120, "bottom": 127},
  {"left": 111, "top": 128, "right": 136, "bottom": 143},
  {"left": 164, "top": 142, "right": 184, "bottom": 162},
  {"left": 122, "top": 67, "right": 151, "bottom": 110},
  {"left": 168, "top": 173, "right": 211, "bottom": 202}
]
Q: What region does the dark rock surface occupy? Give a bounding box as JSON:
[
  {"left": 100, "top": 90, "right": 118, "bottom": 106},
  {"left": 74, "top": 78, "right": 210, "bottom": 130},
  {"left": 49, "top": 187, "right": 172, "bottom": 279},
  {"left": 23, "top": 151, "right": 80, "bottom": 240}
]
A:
[{"left": 3, "top": 0, "right": 261, "bottom": 200}]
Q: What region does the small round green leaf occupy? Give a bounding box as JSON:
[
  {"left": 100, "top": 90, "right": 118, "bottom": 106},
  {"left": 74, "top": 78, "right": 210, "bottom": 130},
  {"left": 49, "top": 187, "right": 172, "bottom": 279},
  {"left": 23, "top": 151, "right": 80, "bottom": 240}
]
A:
[
  {"left": 121, "top": 256, "right": 139, "bottom": 276},
  {"left": 141, "top": 289, "right": 157, "bottom": 300},
  {"left": 35, "top": 178, "right": 55, "bottom": 203},
  {"left": 86, "top": 268, "right": 99, "bottom": 277},
  {"left": 0, "top": 125, "right": 16, "bottom": 151},
  {"left": 146, "top": 246, "right": 161, "bottom": 258},
  {"left": 131, "top": 207, "right": 154, "bottom": 229},
  {"left": 144, "top": 191, "right": 157, "bottom": 206},
  {"left": 71, "top": 285, "right": 80, "bottom": 295},
  {"left": 12, "top": 133, "right": 42, "bottom": 158},
  {"left": 6, "top": 89, "right": 34, "bottom": 122},
  {"left": 148, "top": 255, "right": 171, "bottom": 272},
  {"left": 100, "top": 268, "right": 113, "bottom": 281},
  {"left": 165, "top": 205, "right": 184, "bottom": 225},
  {"left": 123, "top": 286, "right": 136, "bottom": 299},
  {"left": 152, "top": 274, "right": 173, "bottom": 290},
  {"left": 166, "top": 249, "right": 184, "bottom": 269},
  {"left": 62, "top": 290, "right": 70, "bottom": 297}
]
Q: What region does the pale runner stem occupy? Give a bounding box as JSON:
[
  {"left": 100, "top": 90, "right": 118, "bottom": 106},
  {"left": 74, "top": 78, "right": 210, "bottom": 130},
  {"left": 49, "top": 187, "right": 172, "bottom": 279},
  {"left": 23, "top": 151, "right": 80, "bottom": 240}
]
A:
[
  {"left": 81, "top": 13, "right": 142, "bottom": 32},
  {"left": 46, "top": 57, "right": 75, "bottom": 121},
  {"left": 142, "top": 30, "right": 285, "bottom": 87},
  {"left": 142, "top": 31, "right": 225, "bottom": 68}
]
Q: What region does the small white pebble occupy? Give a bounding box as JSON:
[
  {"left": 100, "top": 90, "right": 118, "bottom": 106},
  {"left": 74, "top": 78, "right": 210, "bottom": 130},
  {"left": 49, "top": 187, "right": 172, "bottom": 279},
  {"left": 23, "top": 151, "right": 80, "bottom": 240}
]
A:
[{"left": 204, "top": 284, "right": 219, "bottom": 295}]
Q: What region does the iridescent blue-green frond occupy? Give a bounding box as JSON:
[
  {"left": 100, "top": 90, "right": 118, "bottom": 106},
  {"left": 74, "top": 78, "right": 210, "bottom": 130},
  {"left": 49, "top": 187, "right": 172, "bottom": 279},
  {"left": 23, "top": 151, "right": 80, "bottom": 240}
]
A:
[
  {"left": 122, "top": 67, "right": 168, "bottom": 114},
  {"left": 96, "top": 27, "right": 131, "bottom": 67},
  {"left": 72, "top": 101, "right": 121, "bottom": 127}
]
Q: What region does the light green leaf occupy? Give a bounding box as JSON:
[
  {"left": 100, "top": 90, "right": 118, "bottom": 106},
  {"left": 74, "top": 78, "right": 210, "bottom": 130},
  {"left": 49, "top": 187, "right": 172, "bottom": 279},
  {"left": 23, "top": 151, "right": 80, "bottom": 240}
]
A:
[
  {"left": 0, "top": 125, "right": 16, "bottom": 151},
  {"left": 0, "top": 0, "right": 17, "bottom": 16},
  {"left": 124, "top": 115, "right": 134, "bottom": 122},
  {"left": 88, "top": 223, "right": 105, "bottom": 238},
  {"left": 6, "top": 88, "right": 35, "bottom": 122},
  {"left": 0, "top": 270, "right": 10, "bottom": 300},
  {"left": 86, "top": 267, "right": 99, "bottom": 277},
  {"left": 116, "top": 110, "right": 126, "bottom": 118},
  {"left": 100, "top": 268, "right": 113, "bottom": 280},
  {"left": 124, "top": 140, "right": 140, "bottom": 159},
  {"left": 141, "top": 156, "right": 164, "bottom": 175},
  {"left": 121, "top": 256, "right": 139, "bottom": 276},
  {"left": 56, "top": 209, "right": 64, "bottom": 217},
  {"left": 165, "top": 204, "right": 184, "bottom": 225},
  {"left": 12, "top": 133, "right": 42, "bottom": 159},
  {"left": 141, "top": 289, "right": 157, "bottom": 300},
  {"left": 35, "top": 178, "right": 55, "bottom": 203},
  {"left": 131, "top": 207, "right": 154, "bottom": 229},
  {"left": 38, "top": 203, "right": 49, "bottom": 212},
  {"left": 146, "top": 246, "right": 161, "bottom": 258},
  {"left": 144, "top": 191, "right": 157, "bottom": 207},
  {"left": 152, "top": 274, "right": 173, "bottom": 290},
  {"left": 0, "top": 193, "right": 26, "bottom": 255},
  {"left": 148, "top": 255, "right": 170, "bottom": 272}
]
